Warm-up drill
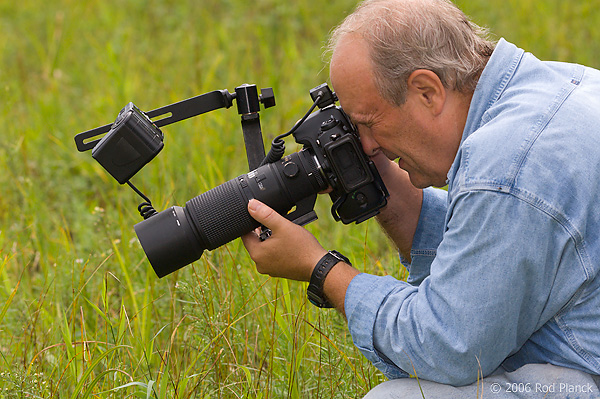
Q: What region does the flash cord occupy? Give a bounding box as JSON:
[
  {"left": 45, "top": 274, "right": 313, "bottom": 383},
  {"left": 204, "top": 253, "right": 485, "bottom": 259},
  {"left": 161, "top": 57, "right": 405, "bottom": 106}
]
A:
[
  {"left": 259, "top": 92, "right": 323, "bottom": 166},
  {"left": 127, "top": 181, "right": 158, "bottom": 219}
]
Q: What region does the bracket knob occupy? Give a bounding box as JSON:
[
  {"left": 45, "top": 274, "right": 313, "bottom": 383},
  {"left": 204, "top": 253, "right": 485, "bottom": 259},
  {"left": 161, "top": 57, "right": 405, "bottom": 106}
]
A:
[{"left": 260, "top": 87, "right": 276, "bottom": 109}]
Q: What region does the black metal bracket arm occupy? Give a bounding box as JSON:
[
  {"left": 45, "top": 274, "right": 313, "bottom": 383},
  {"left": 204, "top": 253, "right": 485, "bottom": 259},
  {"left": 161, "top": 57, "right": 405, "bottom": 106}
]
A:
[
  {"left": 74, "top": 89, "right": 237, "bottom": 152},
  {"left": 235, "top": 84, "right": 275, "bottom": 170},
  {"left": 75, "top": 84, "right": 275, "bottom": 175}
]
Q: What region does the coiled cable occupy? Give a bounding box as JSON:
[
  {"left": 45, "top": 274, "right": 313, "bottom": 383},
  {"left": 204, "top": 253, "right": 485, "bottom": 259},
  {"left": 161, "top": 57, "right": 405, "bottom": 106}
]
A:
[{"left": 127, "top": 181, "right": 158, "bottom": 219}]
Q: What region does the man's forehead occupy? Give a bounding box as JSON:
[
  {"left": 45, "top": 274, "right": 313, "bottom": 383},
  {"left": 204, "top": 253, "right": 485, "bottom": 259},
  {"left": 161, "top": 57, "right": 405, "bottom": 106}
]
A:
[
  {"left": 329, "top": 35, "right": 379, "bottom": 114},
  {"left": 330, "top": 34, "right": 368, "bottom": 69},
  {"left": 330, "top": 36, "right": 373, "bottom": 93}
]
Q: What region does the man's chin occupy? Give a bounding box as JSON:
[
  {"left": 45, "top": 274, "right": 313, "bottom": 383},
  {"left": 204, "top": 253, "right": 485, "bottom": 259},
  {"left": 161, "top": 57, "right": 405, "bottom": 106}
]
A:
[{"left": 406, "top": 172, "right": 435, "bottom": 190}]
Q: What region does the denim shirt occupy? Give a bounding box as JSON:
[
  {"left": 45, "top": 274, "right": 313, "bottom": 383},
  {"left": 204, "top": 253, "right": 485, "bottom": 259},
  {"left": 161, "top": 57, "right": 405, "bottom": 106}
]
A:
[{"left": 345, "top": 39, "right": 600, "bottom": 385}]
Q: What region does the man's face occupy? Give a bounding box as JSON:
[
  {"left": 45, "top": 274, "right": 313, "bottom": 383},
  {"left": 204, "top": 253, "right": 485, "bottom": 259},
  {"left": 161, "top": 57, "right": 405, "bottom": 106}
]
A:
[{"left": 329, "top": 36, "right": 461, "bottom": 188}]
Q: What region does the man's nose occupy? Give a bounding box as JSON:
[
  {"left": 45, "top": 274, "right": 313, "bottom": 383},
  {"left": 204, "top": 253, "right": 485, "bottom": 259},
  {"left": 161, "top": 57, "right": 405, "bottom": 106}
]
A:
[{"left": 359, "top": 131, "right": 379, "bottom": 156}]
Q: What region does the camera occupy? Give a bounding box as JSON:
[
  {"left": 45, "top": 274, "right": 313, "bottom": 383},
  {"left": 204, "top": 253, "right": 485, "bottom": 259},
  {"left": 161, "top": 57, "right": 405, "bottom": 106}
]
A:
[{"left": 75, "top": 83, "right": 388, "bottom": 278}]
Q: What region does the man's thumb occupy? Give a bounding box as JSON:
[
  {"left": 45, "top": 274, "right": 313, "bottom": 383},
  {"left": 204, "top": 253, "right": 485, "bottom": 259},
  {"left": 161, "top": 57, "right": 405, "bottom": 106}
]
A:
[{"left": 247, "top": 199, "right": 282, "bottom": 230}]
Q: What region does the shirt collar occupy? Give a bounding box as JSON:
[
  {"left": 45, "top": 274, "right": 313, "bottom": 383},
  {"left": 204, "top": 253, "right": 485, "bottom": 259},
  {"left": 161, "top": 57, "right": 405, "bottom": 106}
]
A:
[{"left": 446, "top": 38, "right": 525, "bottom": 185}]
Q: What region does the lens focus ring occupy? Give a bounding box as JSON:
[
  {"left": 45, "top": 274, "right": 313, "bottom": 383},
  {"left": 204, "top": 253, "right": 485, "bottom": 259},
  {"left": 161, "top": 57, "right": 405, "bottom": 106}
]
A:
[{"left": 185, "top": 179, "right": 257, "bottom": 250}]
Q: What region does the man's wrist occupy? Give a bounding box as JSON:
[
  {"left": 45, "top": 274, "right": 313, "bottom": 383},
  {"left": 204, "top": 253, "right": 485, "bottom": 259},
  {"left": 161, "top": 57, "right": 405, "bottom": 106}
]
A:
[{"left": 307, "top": 250, "right": 351, "bottom": 308}]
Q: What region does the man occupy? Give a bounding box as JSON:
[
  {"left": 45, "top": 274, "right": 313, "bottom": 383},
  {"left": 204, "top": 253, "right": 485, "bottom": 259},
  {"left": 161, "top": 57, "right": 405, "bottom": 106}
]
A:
[{"left": 242, "top": 0, "right": 600, "bottom": 396}]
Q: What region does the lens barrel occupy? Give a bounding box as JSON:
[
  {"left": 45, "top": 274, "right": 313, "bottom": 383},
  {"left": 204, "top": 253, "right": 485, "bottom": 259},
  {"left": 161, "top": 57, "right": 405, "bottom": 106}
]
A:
[
  {"left": 135, "top": 150, "right": 325, "bottom": 278},
  {"left": 134, "top": 205, "right": 204, "bottom": 278}
]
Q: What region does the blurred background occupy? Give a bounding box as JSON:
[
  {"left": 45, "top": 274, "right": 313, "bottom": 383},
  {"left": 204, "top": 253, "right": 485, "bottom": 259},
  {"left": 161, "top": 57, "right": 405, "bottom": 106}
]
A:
[{"left": 1, "top": 0, "right": 599, "bottom": 397}]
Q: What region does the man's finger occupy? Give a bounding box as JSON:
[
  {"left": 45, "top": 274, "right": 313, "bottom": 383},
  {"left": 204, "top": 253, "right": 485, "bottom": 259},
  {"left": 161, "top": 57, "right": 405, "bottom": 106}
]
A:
[{"left": 247, "top": 199, "right": 286, "bottom": 231}]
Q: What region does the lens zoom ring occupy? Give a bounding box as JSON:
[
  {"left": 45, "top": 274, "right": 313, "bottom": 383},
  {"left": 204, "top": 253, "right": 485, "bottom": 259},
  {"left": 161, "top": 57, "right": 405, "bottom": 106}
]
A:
[{"left": 186, "top": 180, "right": 257, "bottom": 250}]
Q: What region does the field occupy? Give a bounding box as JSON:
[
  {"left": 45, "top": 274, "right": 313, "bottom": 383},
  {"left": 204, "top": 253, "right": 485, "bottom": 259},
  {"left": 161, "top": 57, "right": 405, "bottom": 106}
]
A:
[{"left": 1, "top": 0, "right": 599, "bottom": 397}]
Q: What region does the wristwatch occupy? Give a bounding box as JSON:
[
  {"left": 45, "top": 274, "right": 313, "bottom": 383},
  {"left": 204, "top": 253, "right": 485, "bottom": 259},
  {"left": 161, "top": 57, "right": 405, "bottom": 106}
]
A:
[{"left": 307, "top": 250, "right": 351, "bottom": 308}]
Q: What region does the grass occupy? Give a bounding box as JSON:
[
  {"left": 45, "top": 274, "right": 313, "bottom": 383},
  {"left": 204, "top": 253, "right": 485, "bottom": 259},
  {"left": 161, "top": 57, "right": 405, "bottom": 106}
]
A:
[{"left": 1, "top": 0, "right": 600, "bottom": 397}]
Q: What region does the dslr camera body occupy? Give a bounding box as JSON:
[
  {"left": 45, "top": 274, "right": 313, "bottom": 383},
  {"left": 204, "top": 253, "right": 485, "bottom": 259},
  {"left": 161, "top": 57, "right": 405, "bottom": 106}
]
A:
[{"left": 75, "top": 83, "right": 388, "bottom": 278}]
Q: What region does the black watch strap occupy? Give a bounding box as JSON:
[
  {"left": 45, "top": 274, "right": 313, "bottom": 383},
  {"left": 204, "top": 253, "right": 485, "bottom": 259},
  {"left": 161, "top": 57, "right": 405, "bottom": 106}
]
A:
[{"left": 307, "top": 250, "right": 351, "bottom": 308}]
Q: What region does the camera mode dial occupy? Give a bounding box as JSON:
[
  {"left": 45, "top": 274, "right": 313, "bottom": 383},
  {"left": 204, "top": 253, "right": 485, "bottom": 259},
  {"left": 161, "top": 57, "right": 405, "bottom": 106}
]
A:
[{"left": 321, "top": 117, "right": 339, "bottom": 131}]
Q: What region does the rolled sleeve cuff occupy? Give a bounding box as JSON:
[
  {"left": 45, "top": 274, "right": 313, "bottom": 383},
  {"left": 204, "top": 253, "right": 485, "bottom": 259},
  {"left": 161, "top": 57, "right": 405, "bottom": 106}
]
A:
[
  {"left": 401, "top": 187, "right": 447, "bottom": 286},
  {"left": 345, "top": 273, "right": 409, "bottom": 380}
]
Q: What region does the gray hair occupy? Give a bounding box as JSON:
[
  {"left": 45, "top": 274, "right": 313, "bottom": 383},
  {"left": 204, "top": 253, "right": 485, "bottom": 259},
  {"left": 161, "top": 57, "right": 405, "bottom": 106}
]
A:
[{"left": 328, "top": 0, "right": 496, "bottom": 105}]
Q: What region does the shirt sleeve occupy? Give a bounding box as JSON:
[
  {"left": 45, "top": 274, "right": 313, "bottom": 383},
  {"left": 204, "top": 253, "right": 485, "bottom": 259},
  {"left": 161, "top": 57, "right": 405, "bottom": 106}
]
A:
[
  {"left": 400, "top": 187, "right": 448, "bottom": 286},
  {"left": 345, "top": 189, "right": 581, "bottom": 385}
]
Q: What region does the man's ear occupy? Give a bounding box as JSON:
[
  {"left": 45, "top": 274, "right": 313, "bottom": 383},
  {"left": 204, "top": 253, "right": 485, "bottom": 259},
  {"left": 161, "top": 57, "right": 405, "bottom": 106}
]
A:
[{"left": 406, "top": 69, "right": 446, "bottom": 115}]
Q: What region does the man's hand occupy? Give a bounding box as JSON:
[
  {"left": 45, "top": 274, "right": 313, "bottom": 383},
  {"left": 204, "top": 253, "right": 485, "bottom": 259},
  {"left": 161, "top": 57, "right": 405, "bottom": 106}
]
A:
[
  {"left": 241, "top": 199, "right": 327, "bottom": 282},
  {"left": 242, "top": 199, "right": 360, "bottom": 315}
]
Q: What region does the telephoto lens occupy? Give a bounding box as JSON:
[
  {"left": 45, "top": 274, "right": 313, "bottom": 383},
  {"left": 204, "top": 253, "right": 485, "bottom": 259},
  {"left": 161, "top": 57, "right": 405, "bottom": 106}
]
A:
[{"left": 134, "top": 150, "right": 326, "bottom": 277}]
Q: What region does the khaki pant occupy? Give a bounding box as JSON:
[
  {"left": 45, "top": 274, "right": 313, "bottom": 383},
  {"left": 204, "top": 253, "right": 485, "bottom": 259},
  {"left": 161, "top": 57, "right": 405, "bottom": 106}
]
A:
[{"left": 364, "top": 363, "right": 600, "bottom": 399}]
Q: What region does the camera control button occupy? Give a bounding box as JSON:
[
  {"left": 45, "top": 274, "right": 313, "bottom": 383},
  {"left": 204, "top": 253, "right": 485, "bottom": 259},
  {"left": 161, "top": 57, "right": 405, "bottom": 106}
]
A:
[
  {"left": 321, "top": 118, "right": 338, "bottom": 131},
  {"left": 283, "top": 162, "right": 299, "bottom": 178},
  {"left": 355, "top": 192, "right": 367, "bottom": 205}
]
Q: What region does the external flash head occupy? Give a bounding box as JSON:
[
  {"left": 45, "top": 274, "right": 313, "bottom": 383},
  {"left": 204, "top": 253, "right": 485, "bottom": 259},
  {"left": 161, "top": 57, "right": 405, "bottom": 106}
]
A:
[{"left": 91, "top": 102, "right": 164, "bottom": 184}]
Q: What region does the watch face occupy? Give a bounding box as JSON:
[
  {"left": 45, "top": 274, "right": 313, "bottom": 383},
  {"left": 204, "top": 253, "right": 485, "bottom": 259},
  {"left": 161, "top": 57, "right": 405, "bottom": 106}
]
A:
[
  {"left": 307, "top": 287, "right": 323, "bottom": 306},
  {"left": 307, "top": 291, "right": 332, "bottom": 308}
]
